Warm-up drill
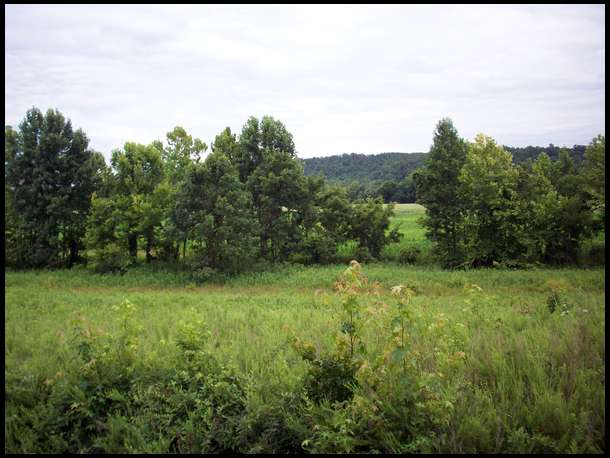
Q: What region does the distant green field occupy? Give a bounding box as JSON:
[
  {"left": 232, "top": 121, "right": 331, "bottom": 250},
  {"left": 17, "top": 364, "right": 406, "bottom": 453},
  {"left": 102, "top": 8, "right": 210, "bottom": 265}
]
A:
[
  {"left": 379, "top": 203, "right": 432, "bottom": 262},
  {"left": 389, "top": 203, "right": 428, "bottom": 242}
]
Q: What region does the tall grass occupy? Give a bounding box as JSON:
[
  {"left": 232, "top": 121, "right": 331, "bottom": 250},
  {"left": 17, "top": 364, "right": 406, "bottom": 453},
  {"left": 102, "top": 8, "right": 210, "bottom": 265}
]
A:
[{"left": 5, "top": 262, "right": 605, "bottom": 453}]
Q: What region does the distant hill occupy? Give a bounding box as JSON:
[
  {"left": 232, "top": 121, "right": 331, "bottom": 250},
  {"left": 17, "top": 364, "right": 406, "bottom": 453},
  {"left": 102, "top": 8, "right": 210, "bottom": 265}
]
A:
[
  {"left": 301, "top": 145, "right": 587, "bottom": 184},
  {"left": 302, "top": 152, "right": 427, "bottom": 183}
]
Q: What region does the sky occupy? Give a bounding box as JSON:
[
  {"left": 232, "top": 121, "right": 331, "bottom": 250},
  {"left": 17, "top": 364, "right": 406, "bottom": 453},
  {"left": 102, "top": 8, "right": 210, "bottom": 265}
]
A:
[{"left": 4, "top": 4, "right": 605, "bottom": 160}]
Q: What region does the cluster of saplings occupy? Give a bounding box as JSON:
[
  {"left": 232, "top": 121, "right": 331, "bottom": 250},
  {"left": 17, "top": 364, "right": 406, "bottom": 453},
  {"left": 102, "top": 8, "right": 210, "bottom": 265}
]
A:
[
  {"left": 5, "top": 107, "right": 399, "bottom": 274},
  {"left": 413, "top": 119, "right": 605, "bottom": 268}
]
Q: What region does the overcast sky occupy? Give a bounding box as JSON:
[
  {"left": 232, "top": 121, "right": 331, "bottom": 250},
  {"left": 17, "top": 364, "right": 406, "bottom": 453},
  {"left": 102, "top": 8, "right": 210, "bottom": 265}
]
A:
[{"left": 5, "top": 4, "right": 605, "bottom": 160}]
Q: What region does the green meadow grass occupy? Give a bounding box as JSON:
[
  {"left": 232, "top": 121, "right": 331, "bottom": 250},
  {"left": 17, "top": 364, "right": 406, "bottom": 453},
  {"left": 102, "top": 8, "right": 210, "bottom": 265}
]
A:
[
  {"left": 4, "top": 204, "right": 606, "bottom": 453},
  {"left": 381, "top": 203, "right": 432, "bottom": 262},
  {"left": 5, "top": 262, "right": 605, "bottom": 453}
]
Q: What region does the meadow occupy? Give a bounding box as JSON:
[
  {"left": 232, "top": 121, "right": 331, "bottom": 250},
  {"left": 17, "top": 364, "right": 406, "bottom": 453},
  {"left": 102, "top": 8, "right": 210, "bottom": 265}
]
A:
[{"left": 4, "top": 205, "right": 606, "bottom": 453}]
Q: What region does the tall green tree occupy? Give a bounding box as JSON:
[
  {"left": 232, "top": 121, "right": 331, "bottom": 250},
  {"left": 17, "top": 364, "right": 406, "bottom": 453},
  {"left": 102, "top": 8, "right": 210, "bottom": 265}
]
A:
[
  {"left": 414, "top": 118, "right": 467, "bottom": 267},
  {"left": 211, "top": 127, "right": 239, "bottom": 160},
  {"left": 348, "top": 198, "right": 397, "bottom": 258},
  {"left": 233, "top": 115, "right": 296, "bottom": 183},
  {"left": 156, "top": 127, "right": 207, "bottom": 261},
  {"left": 87, "top": 142, "right": 164, "bottom": 264},
  {"left": 5, "top": 108, "right": 103, "bottom": 267},
  {"left": 228, "top": 116, "right": 304, "bottom": 261},
  {"left": 458, "top": 134, "right": 523, "bottom": 266},
  {"left": 180, "top": 150, "right": 259, "bottom": 273},
  {"left": 247, "top": 148, "right": 309, "bottom": 261},
  {"left": 162, "top": 126, "right": 207, "bottom": 184},
  {"left": 5, "top": 125, "right": 27, "bottom": 267},
  {"left": 582, "top": 134, "right": 605, "bottom": 231},
  {"left": 316, "top": 184, "right": 353, "bottom": 242},
  {"left": 516, "top": 154, "right": 563, "bottom": 263}
]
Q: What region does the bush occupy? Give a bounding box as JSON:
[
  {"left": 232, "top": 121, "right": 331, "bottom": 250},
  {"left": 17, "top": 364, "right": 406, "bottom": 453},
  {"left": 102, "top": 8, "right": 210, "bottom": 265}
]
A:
[
  {"left": 89, "top": 243, "right": 130, "bottom": 274},
  {"left": 301, "top": 350, "right": 359, "bottom": 404},
  {"left": 354, "top": 245, "right": 373, "bottom": 262},
  {"left": 306, "top": 230, "right": 338, "bottom": 264},
  {"left": 189, "top": 266, "right": 221, "bottom": 284},
  {"left": 291, "top": 229, "right": 337, "bottom": 265},
  {"left": 578, "top": 237, "right": 605, "bottom": 266},
  {"left": 398, "top": 245, "right": 421, "bottom": 264}
]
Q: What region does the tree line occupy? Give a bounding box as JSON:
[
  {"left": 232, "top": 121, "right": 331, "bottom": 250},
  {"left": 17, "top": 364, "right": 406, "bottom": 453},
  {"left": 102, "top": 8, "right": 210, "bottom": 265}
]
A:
[
  {"left": 5, "top": 108, "right": 397, "bottom": 273},
  {"left": 5, "top": 108, "right": 604, "bottom": 272},
  {"left": 414, "top": 118, "right": 605, "bottom": 268}
]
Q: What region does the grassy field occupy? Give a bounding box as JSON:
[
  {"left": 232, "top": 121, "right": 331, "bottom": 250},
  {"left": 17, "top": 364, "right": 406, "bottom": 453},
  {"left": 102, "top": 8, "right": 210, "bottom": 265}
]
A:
[
  {"left": 4, "top": 205, "right": 606, "bottom": 453},
  {"left": 384, "top": 203, "right": 432, "bottom": 254}
]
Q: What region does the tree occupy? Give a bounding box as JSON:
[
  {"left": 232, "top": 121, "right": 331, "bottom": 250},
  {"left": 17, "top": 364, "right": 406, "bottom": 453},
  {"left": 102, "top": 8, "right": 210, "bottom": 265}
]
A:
[
  {"left": 414, "top": 118, "right": 467, "bottom": 267},
  {"left": 233, "top": 115, "right": 296, "bottom": 184},
  {"left": 377, "top": 180, "right": 399, "bottom": 203},
  {"left": 582, "top": 134, "right": 605, "bottom": 231},
  {"left": 515, "top": 154, "right": 563, "bottom": 263},
  {"left": 349, "top": 198, "right": 397, "bottom": 258},
  {"left": 156, "top": 127, "right": 208, "bottom": 261},
  {"left": 5, "top": 107, "right": 103, "bottom": 267},
  {"left": 90, "top": 142, "right": 164, "bottom": 262},
  {"left": 317, "top": 184, "right": 353, "bottom": 242},
  {"left": 5, "top": 125, "right": 27, "bottom": 267},
  {"left": 211, "top": 127, "right": 239, "bottom": 160},
  {"left": 180, "top": 150, "right": 259, "bottom": 273},
  {"left": 247, "top": 148, "right": 309, "bottom": 261},
  {"left": 162, "top": 126, "right": 207, "bottom": 184},
  {"left": 458, "top": 134, "right": 523, "bottom": 266},
  {"left": 227, "top": 116, "right": 305, "bottom": 261}
]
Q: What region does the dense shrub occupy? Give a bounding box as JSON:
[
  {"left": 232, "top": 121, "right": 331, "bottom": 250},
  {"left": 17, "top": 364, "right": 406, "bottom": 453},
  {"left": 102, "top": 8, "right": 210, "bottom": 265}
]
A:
[
  {"left": 89, "top": 243, "right": 131, "bottom": 274},
  {"left": 293, "top": 229, "right": 338, "bottom": 265},
  {"left": 398, "top": 245, "right": 421, "bottom": 264}
]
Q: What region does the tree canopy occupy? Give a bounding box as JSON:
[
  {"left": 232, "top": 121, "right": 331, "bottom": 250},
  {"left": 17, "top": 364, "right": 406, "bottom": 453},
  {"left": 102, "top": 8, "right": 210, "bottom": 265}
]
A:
[{"left": 5, "top": 107, "right": 604, "bottom": 272}]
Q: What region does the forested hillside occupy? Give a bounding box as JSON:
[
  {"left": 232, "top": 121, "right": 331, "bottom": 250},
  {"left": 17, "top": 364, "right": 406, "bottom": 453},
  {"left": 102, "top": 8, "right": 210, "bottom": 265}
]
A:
[
  {"left": 302, "top": 145, "right": 587, "bottom": 203},
  {"left": 301, "top": 152, "right": 428, "bottom": 182}
]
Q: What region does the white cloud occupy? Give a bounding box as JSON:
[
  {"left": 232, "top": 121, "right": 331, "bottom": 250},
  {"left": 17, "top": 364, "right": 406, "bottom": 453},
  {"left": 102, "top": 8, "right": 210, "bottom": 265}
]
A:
[{"left": 4, "top": 4, "right": 605, "bottom": 160}]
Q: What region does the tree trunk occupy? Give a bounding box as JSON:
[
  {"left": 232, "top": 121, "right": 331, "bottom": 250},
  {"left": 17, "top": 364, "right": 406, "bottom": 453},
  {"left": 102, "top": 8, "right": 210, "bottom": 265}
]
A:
[
  {"left": 68, "top": 238, "right": 79, "bottom": 268},
  {"left": 128, "top": 233, "right": 138, "bottom": 261},
  {"left": 260, "top": 232, "right": 268, "bottom": 260},
  {"left": 146, "top": 235, "right": 153, "bottom": 263}
]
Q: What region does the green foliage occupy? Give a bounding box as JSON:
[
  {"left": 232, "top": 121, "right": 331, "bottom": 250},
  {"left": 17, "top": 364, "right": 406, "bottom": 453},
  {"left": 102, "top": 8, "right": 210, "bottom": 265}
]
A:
[
  {"left": 292, "top": 227, "right": 337, "bottom": 265},
  {"left": 181, "top": 150, "right": 259, "bottom": 273},
  {"left": 89, "top": 243, "right": 131, "bottom": 274},
  {"left": 415, "top": 118, "right": 468, "bottom": 268},
  {"left": 349, "top": 198, "right": 397, "bottom": 258},
  {"left": 516, "top": 146, "right": 599, "bottom": 265},
  {"left": 398, "top": 245, "right": 422, "bottom": 265},
  {"left": 8, "top": 108, "right": 602, "bottom": 274},
  {"left": 582, "top": 135, "right": 605, "bottom": 231},
  {"left": 290, "top": 261, "right": 370, "bottom": 405},
  {"left": 545, "top": 279, "right": 570, "bottom": 315},
  {"left": 247, "top": 147, "right": 311, "bottom": 261},
  {"left": 5, "top": 108, "right": 104, "bottom": 268},
  {"left": 459, "top": 134, "right": 523, "bottom": 266},
  {"left": 162, "top": 126, "right": 207, "bottom": 184},
  {"left": 303, "top": 151, "right": 427, "bottom": 185},
  {"left": 302, "top": 146, "right": 586, "bottom": 201}
]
